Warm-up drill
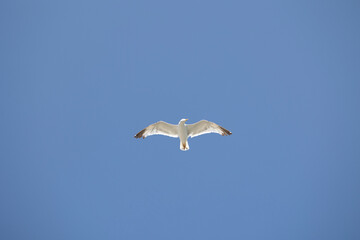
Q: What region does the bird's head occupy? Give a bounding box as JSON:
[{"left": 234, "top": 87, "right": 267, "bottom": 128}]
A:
[{"left": 179, "top": 118, "right": 189, "bottom": 124}]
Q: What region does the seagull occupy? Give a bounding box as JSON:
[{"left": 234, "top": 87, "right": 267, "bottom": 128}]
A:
[{"left": 134, "top": 119, "right": 232, "bottom": 151}]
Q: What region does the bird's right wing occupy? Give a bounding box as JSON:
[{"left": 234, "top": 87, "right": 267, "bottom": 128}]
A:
[
  {"left": 187, "top": 120, "right": 232, "bottom": 138},
  {"left": 134, "top": 121, "right": 178, "bottom": 139}
]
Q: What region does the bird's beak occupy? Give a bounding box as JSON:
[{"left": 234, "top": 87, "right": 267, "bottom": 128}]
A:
[{"left": 185, "top": 119, "right": 189, "bottom": 122}]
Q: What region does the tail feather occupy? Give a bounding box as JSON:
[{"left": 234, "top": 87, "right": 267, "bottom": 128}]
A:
[{"left": 180, "top": 141, "right": 190, "bottom": 151}]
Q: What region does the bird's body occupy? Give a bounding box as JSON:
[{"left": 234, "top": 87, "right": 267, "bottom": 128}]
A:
[
  {"left": 178, "top": 120, "right": 189, "bottom": 150},
  {"left": 134, "top": 119, "right": 232, "bottom": 151}
]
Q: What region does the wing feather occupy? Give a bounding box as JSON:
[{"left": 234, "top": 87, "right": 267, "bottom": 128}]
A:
[
  {"left": 187, "top": 120, "right": 232, "bottom": 138},
  {"left": 134, "top": 121, "right": 178, "bottom": 139}
]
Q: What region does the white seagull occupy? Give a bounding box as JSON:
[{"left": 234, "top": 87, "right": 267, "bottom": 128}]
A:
[{"left": 134, "top": 119, "right": 232, "bottom": 151}]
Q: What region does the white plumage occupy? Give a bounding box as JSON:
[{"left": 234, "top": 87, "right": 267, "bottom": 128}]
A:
[{"left": 134, "top": 119, "right": 232, "bottom": 151}]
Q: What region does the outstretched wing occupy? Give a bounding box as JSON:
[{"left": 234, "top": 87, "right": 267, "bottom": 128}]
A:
[
  {"left": 187, "top": 120, "right": 232, "bottom": 138},
  {"left": 134, "top": 121, "right": 178, "bottom": 139}
]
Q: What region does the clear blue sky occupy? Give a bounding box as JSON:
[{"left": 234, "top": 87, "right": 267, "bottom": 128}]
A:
[{"left": 1, "top": 1, "right": 360, "bottom": 239}]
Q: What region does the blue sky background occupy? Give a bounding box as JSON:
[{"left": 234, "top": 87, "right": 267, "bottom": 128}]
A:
[{"left": 1, "top": 1, "right": 360, "bottom": 239}]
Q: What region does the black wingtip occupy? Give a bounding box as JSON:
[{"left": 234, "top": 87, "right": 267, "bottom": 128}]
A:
[
  {"left": 134, "top": 129, "right": 146, "bottom": 139},
  {"left": 220, "top": 126, "right": 232, "bottom": 136}
]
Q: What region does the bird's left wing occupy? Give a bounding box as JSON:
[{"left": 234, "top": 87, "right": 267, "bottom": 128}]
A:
[
  {"left": 134, "top": 121, "right": 178, "bottom": 139},
  {"left": 187, "top": 120, "right": 232, "bottom": 138}
]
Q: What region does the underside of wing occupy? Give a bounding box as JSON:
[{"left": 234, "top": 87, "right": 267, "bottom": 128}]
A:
[
  {"left": 187, "top": 120, "right": 232, "bottom": 138},
  {"left": 134, "top": 121, "right": 178, "bottom": 139}
]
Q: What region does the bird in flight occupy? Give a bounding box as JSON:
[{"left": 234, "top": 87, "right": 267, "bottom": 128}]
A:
[{"left": 134, "top": 119, "right": 232, "bottom": 151}]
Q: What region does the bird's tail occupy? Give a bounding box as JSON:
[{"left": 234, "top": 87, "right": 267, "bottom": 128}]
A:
[{"left": 180, "top": 141, "right": 189, "bottom": 151}]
